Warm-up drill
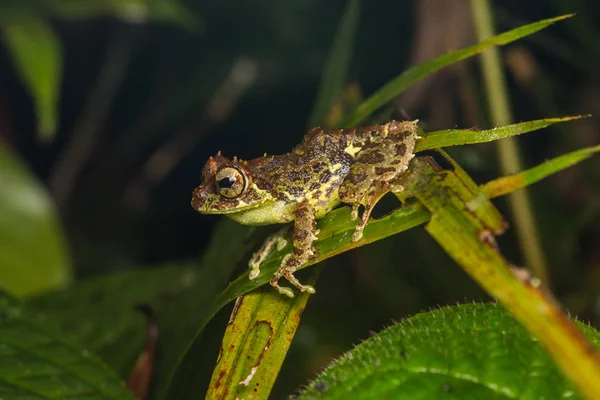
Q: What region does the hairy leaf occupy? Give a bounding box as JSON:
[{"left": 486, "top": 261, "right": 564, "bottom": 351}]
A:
[{"left": 299, "top": 304, "right": 600, "bottom": 399}]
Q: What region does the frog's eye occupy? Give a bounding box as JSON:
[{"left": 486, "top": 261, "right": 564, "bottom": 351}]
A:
[{"left": 215, "top": 167, "right": 246, "bottom": 198}]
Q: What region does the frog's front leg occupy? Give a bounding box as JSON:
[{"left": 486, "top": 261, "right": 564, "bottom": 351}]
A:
[{"left": 270, "top": 202, "right": 319, "bottom": 298}]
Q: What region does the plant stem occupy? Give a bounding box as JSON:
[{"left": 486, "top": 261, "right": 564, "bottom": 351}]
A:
[{"left": 469, "top": 0, "right": 550, "bottom": 286}]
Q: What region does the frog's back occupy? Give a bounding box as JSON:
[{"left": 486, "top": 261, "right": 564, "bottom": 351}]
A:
[{"left": 244, "top": 120, "right": 417, "bottom": 215}]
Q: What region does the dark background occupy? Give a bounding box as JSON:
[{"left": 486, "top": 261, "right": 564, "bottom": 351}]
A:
[{"left": 1, "top": 0, "right": 599, "bottom": 396}]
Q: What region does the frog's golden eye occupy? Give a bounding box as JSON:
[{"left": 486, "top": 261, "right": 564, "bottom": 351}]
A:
[{"left": 215, "top": 167, "right": 246, "bottom": 198}]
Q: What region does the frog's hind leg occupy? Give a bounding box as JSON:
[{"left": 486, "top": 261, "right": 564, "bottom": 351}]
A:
[
  {"left": 340, "top": 120, "right": 418, "bottom": 242},
  {"left": 270, "top": 202, "right": 319, "bottom": 298},
  {"left": 349, "top": 182, "right": 394, "bottom": 242}
]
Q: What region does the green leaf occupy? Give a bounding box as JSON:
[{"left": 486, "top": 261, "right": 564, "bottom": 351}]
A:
[
  {"left": 206, "top": 282, "right": 317, "bottom": 399},
  {"left": 482, "top": 144, "right": 600, "bottom": 198},
  {"left": 0, "top": 140, "right": 71, "bottom": 297},
  {"left": 298, "top": 303, "right": 600, "bottom": 399},
  {"left": 32, "top": 219, "right": 250, "bottom": 399},
  {"left": 307, "top": 0, "right": 360, "bottom": 128},
  {"left": 415, "top": 116, "right": 586, "bottom": 152},
  {"left": 0, "top": 292, "right": 135, "bottom": 399},
  {"left": 341, "top": 14, "right": 574, "bottom": 127},
  {"left": 1, "top": 13, "right": 62, "bottom": 141}
]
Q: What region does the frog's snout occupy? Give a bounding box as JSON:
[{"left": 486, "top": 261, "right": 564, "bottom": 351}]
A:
[{"left": 191, "top": 185, "right": 208, "bottom": 211}]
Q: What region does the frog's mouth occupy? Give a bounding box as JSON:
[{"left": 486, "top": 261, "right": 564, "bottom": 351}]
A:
[{"left": 191, "top": 188, "right": 261, "bottom": 214}]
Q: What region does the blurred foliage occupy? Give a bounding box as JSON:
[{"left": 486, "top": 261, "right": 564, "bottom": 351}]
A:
[
  {"left": 0, "top": 292, "right": 135, "bottom": 399},
  {"left": 0, "top": 0, "right": 197, "bottom": 140},
  {"left": 0, "top": 140, "right": 70, "bottom": 297},
  {"left": 1, "top": 0, "right": 600, "bottom": 399}
]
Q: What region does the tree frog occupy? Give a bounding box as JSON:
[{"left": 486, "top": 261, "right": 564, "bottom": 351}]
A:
[{"left": 191, "top": 120, "right": 419, "bottom": 297}]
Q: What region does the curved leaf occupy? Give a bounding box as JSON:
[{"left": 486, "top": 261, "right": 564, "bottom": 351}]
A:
[
  {"left": 0, "top": 292, "right": 134, "bottom": 400},
  {"left": 299, "top": 303, "right": 600, "bottom": 399},
  {"left": 0, "top": 140, "right": 71, "bottom": 297}
]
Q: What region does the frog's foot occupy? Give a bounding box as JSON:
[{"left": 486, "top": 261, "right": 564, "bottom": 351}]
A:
[
  {"left": 248, "top": 229, "right": 288, "bottom": 280},
  {"left": 270, "top": 253, "right": 316, "bottom": 298}
]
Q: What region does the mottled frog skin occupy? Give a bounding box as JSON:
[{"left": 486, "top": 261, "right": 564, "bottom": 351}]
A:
[{"left": 191, "top": 120, "right": 419, "bottom": 297}]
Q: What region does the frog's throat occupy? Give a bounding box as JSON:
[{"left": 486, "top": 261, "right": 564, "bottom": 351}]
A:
[{"left": 225, "top": 200, "right": 295, "bottom": 225}]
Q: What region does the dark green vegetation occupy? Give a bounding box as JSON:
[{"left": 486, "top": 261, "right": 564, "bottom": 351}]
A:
[{"left": 1, "top": 1, "right": 600, "bottom": 399}]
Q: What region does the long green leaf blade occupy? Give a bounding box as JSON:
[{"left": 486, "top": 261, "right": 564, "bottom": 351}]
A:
[
  {"left": 299, "top": 304, "right": 600, "bottom": 399},
  {"left": 482, "top": 144, "right": 600, "bottom": 198},
  {"left": 342, "top": 14, "right": 574, "bottom": 127},
  {"left": 415, "top": 116, "right": 585, "bottom": 151}
]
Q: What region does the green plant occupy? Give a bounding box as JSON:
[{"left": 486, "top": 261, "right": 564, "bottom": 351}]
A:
[{"left": 1, "top": 2, "right": 600, "bottom": 400}]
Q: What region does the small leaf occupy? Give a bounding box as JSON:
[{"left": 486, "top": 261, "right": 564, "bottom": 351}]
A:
[
  {"left": 0, "top": 140, "right": 71, "bottom": 297},
  {"left": 0, "top": 292, "right": 135, "bottom": 399},
  {"left": 415, "top": 116, "right": 586, "bottom": 151},
  {"left": 341, "top": 14, "right": 574, "bottom": 127},
  {"left": 308, "top": 0, "right": 360, "bottom": 128},
  {"left": 299, "top": 304, "right": 600, "bottom": 399},
  {"left": 1, "top": 13, "right": 62, "bottom": 141}
]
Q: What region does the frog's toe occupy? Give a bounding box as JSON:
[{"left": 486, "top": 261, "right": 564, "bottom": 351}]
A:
[
  {"left": 248, "top": 268, "right": 260, "bottom": 280},
  {"left": 276, "top": 238, "right": 288, "bottom": 251},
  {"left": 302, "top": 285, "right": 316, "bottom": 294},
  {"left": 350, "top": 204, "right": 360, "bottom": 221},
  {"left": 277, "top": 286, "right": 295, "bottom": 298},
  {"left": 352, "top": 228, "right": 364, "bottom": 242}
]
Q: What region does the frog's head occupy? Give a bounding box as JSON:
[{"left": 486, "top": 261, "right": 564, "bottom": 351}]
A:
[{"left": 191, "top": 153, "right": 275, "bottom": 214}]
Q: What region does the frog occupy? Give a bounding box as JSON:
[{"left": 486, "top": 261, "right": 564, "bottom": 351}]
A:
[{"left": 191, "top": 120, "right": 419, "bottom": 297}]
